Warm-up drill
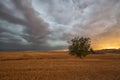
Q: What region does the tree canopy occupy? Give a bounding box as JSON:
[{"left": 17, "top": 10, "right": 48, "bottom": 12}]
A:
[{"left": 69, "top": 36, "right": 91, "bottom": 58}]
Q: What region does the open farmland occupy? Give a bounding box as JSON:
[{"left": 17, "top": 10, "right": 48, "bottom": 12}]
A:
[{"left": 0, "top": 52, "right": 120, "bottom": 80}]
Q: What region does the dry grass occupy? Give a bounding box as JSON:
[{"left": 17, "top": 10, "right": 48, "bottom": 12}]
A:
[{"left": 0, "top": 52, "right": 120, "bottom": 80}]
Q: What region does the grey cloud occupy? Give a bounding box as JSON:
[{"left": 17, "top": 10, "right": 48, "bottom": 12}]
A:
[
  {"left": 0, "top": 1, "right": 26, "bottom": 25},
  {"left": 12, "top": 0, "right": 50, "bottom": 42},
  {"left": 32, "top": 0, "right": 120, "bottom": 49},
  {"left": 0, "top": 0, "right": 51, "bottom": 51},
  {"left": 0, "top": 20, "right": 30, "bottom": 46},
  {"left": 0, "top": 0, "right": 120, "bottom": 51}
]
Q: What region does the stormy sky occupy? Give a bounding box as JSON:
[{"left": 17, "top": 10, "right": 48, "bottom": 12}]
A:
[{"left": 0, "top": 0, "right": 120, "bottom": 51}]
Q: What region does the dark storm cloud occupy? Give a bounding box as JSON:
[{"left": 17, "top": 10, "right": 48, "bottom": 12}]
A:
[
  {"left": 12, "top": 0, "right": 50, "bottom": 48},
  {"left": 0, "top": 0, "right": 120, "bottom": 51},
  {"left": 0, "top": 0, "right": 51, "bottom": 51},
  {"left": 0, "top": 3, "right": 26, "bottom": 25},
  {"left": 0, "top": 20, "right": 31, "bottom": 51}
]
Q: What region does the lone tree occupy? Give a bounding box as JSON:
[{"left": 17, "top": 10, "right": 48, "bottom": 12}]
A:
[{"left": 69, "top": 36, "right": 91, "bottom": 58}]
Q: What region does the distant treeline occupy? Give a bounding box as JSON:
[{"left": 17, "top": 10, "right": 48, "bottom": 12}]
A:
[{"left": 95, "top": 49, "right": 120, "bottom": 54}]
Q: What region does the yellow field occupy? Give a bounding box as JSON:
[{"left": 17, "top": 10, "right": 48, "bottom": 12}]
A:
[{"left": 0, "top": 52, "right": 120, "bottom": 80}]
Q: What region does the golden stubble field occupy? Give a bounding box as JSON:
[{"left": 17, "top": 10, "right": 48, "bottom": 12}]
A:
[{"left": 0, "top": 51, "right": 120, "bottom": 80}]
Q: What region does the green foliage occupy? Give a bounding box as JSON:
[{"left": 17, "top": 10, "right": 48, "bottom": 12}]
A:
[{"left": 69, "top": 36, "right": 91, "bottom": 58}]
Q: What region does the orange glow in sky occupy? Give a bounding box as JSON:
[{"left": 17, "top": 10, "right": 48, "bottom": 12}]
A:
[
  {"left": 93, "top": 46, "right": 120, "bottom": 50},
  {"left": 92, "top": 38, "right": 120, "bottom": 50}
]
